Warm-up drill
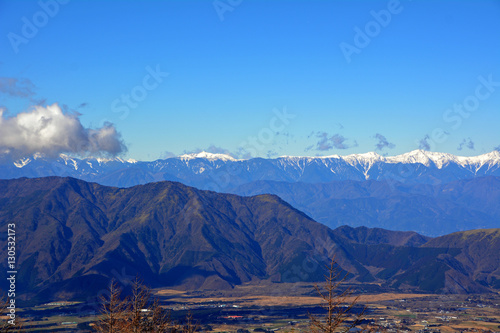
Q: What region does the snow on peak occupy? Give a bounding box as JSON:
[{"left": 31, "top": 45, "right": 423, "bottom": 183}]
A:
[
  {"left": 14, "top": 157, "right": 31, "bottom": 168},
  {"left": 384, "top": 150, "right": 500, "bottom": 169},
  {"left": 33, "top": 152, "right": 44, "bottom": 160},
  {"left": 276, "top": 150, "right": 500, "bottom": 170},
  {"left": 59, "top": 154, "right": 79, "bottom": 170},
  {"left": 113, "top": 156, "right": 138, "bottom": 164},
  {"left": 474, "top": 150, "right": 500, "bottom": 160},
  {"left": 384, "top": 150, "right": 470, "bottom": 168},
  {"left": 347, "top": 151, "right": 383, "bottom": 160},
  {"left": 343, "top": 151, "right": 384, "bottom": 165},
  {"left": 465, "top": 150, "right": 500, "bottom": 168},
  {"left": 179, "top": 151, "right": 237, "bottom": 161},
  {"left": 87, "top": 156, "right": 136, "bottom": 164},
  {"left": 387, "top": 150, "right": 434, "bottom": 166}
]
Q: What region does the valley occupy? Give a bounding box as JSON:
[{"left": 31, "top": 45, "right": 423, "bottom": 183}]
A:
[{"left": 14, "top": 284, "right": 500, "bottom": 332}]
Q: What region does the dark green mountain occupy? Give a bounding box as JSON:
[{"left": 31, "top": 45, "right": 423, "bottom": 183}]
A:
[{"left": 0, "top": 177, "right": 498, "bottom": 302}]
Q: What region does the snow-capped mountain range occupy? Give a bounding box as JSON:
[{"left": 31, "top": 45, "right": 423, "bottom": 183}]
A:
[
  {"left": 2, "top": 149, "right": 500, "bottom": 236},
  {"left": 2, "top": 149, "right": 500, "bottom": 190}
]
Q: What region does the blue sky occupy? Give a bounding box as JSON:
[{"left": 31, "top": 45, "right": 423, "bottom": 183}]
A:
[{"left": 1, "top": 0, "right": 499, "bottom": 160}]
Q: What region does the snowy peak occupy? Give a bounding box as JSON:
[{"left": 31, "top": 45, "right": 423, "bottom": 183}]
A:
[
  {"left": 386, "top": 150, "right": 438, "bottom": 167},
  {"left": 13, "top": 157, "right": 31, "bottom": 168},
  {"left": 9, "top": 150, "right": 500, "bottom": 170},
  {"left": 343, "top": 151, "right": 384, "bottom": 165},
  {"left": 178, "top": 151, "right": 237, "bottom": 161},
  {"left": 464, "top": 151, "right": 500, "bottom": 171},
  {"left": 10, "top": 153, "right": 137, "bottom": 170},
  {"left": 472, "top": 150, "right": 500, "bottom": 163},
  {"left": 5, "top": 150, "right": 500, "bottom": 189},
  {"left": 93, "top": 156, "right": 138, "bottom": 164},
  {"left": 275, "top": 150, "right": 500, "bottom": 170}
]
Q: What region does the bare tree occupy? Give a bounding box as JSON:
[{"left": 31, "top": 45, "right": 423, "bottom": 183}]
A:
[
  {"left": 0, "top": 294, "right": 22, "bottom": 333},
  {"left": 129, "top": 277, "right": 151, "bottom": 332},
  {"left": 94, "top": 279, "right": 130, "bottom": 333},
  {"left": 94, "top": 278, "right": 197, "bottom": 333},
  {"left": 309, "top": 257, "right": 365, "bottom": 333},
  {"left": 148, "top": 298, "right": 175, "bottom": 332},
  {"left": 0, "top": 294, "right": 11, "bottom": 332},
  {"left": 181, "top": 311, "right": 198, "bottom": 333}
]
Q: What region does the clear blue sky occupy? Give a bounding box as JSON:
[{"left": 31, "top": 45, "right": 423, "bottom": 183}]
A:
[{"left": 1, "top": 0, "right": 499, "bottom": 160}]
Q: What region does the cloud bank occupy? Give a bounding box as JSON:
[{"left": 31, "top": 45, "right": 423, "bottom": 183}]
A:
[{"left": 0, "top": 104, "right": 126, "bottom": 159}]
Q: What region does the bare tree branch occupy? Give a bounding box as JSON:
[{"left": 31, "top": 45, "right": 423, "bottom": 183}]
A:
[{"left": 309, "top": 256, "right": 365, "bottom": 333}]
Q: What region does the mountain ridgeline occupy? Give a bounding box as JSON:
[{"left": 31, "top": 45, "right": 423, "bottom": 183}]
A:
[
  {"left": 2, "top": 150, "right": 500, "bottom": 236},
  {"left": 0, "top": 177, "right": 498, "bottom": 302},
  {"left": 3, "top": 150, "right": 500, "bottom": 189}
]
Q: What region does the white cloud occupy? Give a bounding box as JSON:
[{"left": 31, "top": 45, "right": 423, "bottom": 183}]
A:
[{"left": 0, "top": 103, "right": 126, "bottom": 158}]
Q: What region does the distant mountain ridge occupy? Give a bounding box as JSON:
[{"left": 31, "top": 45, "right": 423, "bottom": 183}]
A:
[
  {"left": 2, "top": 150, "right": 500, "bottom": 190},
  {"left": 230, "top": 176, "right": 500, "bottom": 236},
  {"left": 0, "top": 177, "right": 499, "bottom": 302}
]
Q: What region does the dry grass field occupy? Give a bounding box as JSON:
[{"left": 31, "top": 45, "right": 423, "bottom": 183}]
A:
[{"left": 11, "top": 282, "right": 500, "bottom": 332}]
